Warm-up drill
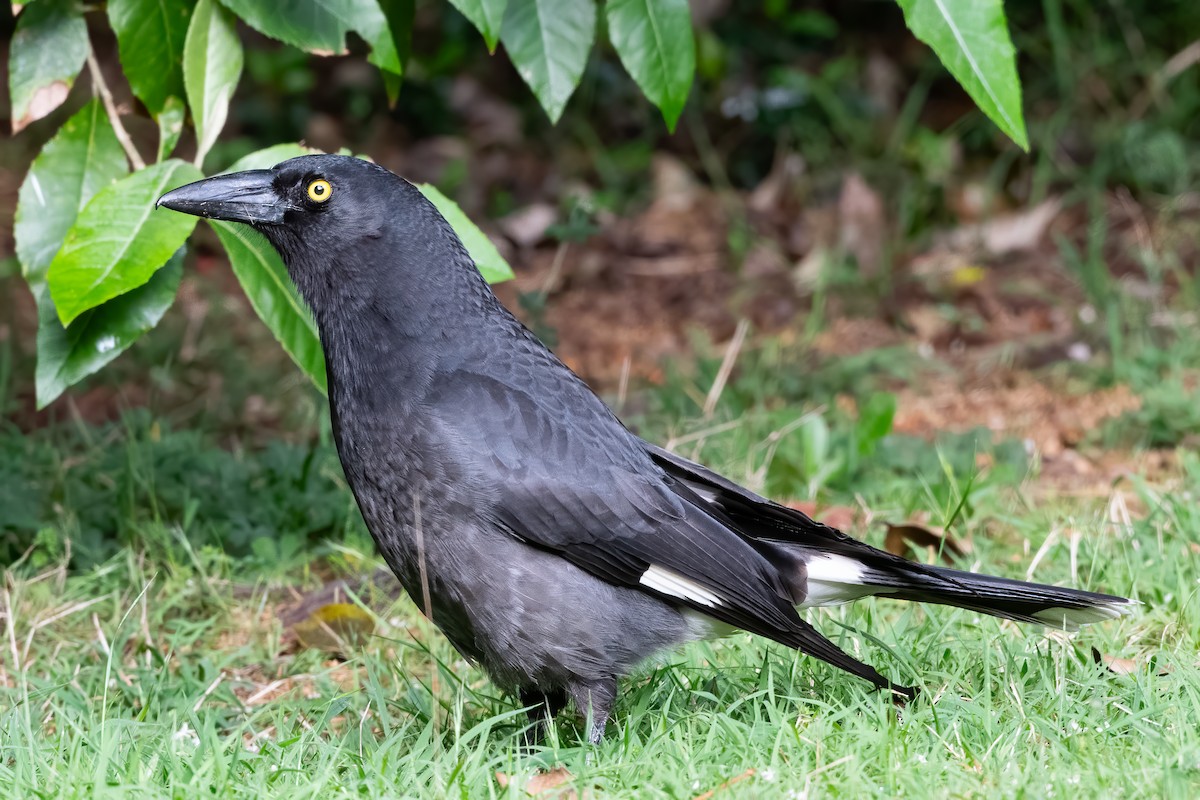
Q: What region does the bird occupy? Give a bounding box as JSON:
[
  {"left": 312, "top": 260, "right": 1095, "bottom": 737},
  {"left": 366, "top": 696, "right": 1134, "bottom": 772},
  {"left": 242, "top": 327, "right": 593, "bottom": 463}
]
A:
[{"left": 157, "top": 155, "right": 1133, "bottom": 743}]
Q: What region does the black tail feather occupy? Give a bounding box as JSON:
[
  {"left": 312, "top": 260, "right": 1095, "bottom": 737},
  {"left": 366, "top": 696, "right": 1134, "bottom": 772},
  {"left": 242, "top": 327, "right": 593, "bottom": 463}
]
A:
[{"left": 882, "top": 564, "right": 1133, "bottom": 630}]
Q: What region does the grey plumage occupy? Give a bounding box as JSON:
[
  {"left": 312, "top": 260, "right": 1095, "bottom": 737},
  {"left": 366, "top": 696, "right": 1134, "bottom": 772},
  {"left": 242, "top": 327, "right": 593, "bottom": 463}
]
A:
[{"left": 157, "top": 155, "right": 1133, "bottom": 743}]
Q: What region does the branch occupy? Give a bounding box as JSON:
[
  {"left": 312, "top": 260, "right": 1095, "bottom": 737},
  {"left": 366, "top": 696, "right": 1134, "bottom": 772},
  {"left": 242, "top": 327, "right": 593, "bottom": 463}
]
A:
[{"left": 86, "top": 46, "right": 146, "bottom": 171}]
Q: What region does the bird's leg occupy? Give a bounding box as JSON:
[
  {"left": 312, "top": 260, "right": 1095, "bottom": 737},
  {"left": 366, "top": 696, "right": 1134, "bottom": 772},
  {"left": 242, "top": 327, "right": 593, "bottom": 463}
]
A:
[
  {"left": 519, "top": 687, "right": 567, "bottom": 744},
  {"left": 566, "top": 677, "right": 617, "bottom": 745}
]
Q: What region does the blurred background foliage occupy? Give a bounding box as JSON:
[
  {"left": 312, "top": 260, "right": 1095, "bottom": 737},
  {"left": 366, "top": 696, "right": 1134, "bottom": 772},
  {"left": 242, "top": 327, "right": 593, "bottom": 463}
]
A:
[{"left": 2, "top": 0, "right": 1200, "bottom": 567}]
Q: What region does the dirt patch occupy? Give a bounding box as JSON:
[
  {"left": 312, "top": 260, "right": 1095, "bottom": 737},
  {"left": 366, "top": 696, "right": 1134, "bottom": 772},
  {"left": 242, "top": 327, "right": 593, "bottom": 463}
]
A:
[{"left": 893, "top": 373, "right": 1141, "bottom": 456}]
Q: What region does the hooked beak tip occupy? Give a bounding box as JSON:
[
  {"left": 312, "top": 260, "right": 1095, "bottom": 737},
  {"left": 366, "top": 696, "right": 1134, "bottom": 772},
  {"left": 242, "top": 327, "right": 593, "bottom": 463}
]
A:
[{"left": 154, "top": 169, "right": 283, "bottom": 224}]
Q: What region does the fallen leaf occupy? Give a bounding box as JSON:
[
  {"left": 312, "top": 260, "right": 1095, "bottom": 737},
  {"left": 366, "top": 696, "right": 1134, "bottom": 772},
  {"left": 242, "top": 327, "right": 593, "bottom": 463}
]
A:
[
  {"left": 784, "top": 501, "right": 857, "bottom": 532},
  {"left": 941, "top": 197, "right": 1062, "bottom": 256},
  {"left": 526, "top": 767, "right": 575, "bottom": 796},
  {"left": 949, "top": 264, "right": 987, "bottom": 288},
  {"left": 650, "top": 153, "right": 702, "bottom": 212},
  {"left": 884, "top": 523, "right": 971, "bottom": 564},
  {"left": 496, "top": 767, "right": 578, "bottom": 798},
  {"left": 838, "top": 172, "right": 885, "bottom": 276},
  {"left": 291, "top": 603, "right": 375, "bottom": 653},
  {"left": 500, "top": 203, "right": 558, "bottom": 249},
  {"left": 748, "top": 152, "right": 805, "bottom": 214},
  {"left": 818, "top": 505, "right": 857, "bottom": 532},
  {"left": 785, "top": 500, "right": 819, "bottom": 518},
  {"left": 1091, "top": 647, "right": 1139, "bottom": 675},
  {"left": 692, "top": 768, "right": 756, "bottom": 800}
]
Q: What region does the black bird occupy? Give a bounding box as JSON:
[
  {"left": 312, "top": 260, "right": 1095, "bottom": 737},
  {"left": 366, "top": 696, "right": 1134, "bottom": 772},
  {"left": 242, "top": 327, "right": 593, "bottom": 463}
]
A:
[{"left": 157, "top": 155, "right": 1132, "bottom": 742}]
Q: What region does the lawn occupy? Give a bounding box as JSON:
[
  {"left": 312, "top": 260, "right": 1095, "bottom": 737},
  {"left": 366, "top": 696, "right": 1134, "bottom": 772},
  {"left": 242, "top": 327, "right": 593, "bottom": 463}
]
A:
[
  {"left": 2, "top": 337, "right": 1198, "bottom": 798},
  {"left": 4, "top": 3, "right": 1200, "bottom": 792}
]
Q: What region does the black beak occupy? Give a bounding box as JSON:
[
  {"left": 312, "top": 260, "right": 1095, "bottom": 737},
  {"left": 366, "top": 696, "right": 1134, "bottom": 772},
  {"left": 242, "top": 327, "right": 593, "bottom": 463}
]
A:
[{"left": 156, "top": 169, "right": 285, "bottom": 225}]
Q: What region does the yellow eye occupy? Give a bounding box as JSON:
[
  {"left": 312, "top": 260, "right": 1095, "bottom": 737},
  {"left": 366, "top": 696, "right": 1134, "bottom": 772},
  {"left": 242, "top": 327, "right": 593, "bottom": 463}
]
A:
[{"left": 307, "top": 179, "right": 332, "bottom": 203}]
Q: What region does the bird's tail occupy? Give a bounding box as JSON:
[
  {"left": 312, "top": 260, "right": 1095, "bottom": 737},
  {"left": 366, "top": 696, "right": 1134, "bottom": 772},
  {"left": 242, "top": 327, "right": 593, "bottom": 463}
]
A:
[{"left": 798, "top": 551, "right": 1133, "bottom": 631}]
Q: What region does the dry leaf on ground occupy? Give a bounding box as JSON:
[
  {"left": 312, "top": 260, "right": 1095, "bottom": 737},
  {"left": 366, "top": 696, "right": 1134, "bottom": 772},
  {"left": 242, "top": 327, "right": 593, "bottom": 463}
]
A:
[
  {"left": 838, "top": 172, "right": 885, "bottom": 276},
  {"left": 884, "top": 523, "right": 971, "bottom": 564},
  {"left": 692, "top": 768, "right": 757, "bottom": 800},
  {"left": 291, "top": 603, "right": 375, "bottom": 652},
  {"left": 939, "top": 197, "right": 1062, "bottom": 256},
  {"left": 496, "top": 767, "right": 578, "bottom": 798}
]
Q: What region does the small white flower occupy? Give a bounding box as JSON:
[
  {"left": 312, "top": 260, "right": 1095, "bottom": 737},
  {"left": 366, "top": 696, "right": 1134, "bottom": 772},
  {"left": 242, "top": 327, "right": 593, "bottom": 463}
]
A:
[
  {"left": 172, "top": 723, "right": 199, "bottom": 749},
  {"left": 761, "top": 768, "right": 776, "bottom": 782}
]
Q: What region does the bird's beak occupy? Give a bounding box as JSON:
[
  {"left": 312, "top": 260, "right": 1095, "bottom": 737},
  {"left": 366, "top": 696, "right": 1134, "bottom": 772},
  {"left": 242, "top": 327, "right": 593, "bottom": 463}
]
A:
[{"left": 156, "top": 169, "right": 285, "bottom": 225}]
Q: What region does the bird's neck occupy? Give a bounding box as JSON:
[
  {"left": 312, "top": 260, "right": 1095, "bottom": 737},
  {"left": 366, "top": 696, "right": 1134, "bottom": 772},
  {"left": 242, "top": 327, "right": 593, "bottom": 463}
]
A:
[{"left": 300, "top": 234, "right": 498, "bottom": 416}]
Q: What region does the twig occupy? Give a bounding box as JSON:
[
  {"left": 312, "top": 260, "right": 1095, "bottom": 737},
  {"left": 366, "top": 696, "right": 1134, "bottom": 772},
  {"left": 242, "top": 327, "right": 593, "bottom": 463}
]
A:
[
  {"left": 703, "top": 319, "right": 749, "bottom": 419},
  {"left": 616, "top": 354, "right": 631, "bottom": 413},
  {"left": 692, "top": 768, "right": 756, "bottom": 800},
  {"left": 193, "top": 672, "right": 224, "bottom": 713},
  {"left": 1130, "top": 38, "right": 1200, "bottom": 119},
  {"left": 539, "top": 241, "right": 571, "bottom": 297},
  {"left": 86, "top": 46, "right": 146, "bottom": 170},
  {"left": 413, "top": 489, "right": 440, "bottom": 736}
]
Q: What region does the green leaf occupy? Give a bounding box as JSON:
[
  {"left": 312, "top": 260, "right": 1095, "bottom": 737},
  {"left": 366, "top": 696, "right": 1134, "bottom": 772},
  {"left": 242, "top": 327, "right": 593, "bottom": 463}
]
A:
[
  {"left": 218, "top": 0, "right": 400, "bottom": 74},
  {"left": 376, "top": 0, "right": 413, "bottom": 104},
  {"left": 184, "top": 0, "right": 244, "bottom": 168},
  {"left": 156, "top": 96, "right": 187, "bottom": 162},
  {"left": 500, "top": 0, "right": 595, "bottom": 123},
  {"left": 48, "top": 160, "right": 204, "bottom": 325},
  {"left": 606, "top": 0, "right": 694, "bottom": 130},
  {"left": 8, "top": 0, "right": 88, "bottom": 133},
  {"left": 416, "top": 184, "right": 514, "bottom": 284},
  {"left": 448, "top": 0, "right": 508, "bottom": 52},
  {"left": 108, "top": 0, "right": 195, "bottom": 116},
  {"left": 15, "top": 100, "right": 129, "bottom": 293},
  {"left": 212, "top": 221, "right": 327, "bottom": 393},
  {"left": 856, "top": 391, "right": 896, "bottom": 457},
  {"left": 36, "top": 250, "right": 183, "bottom": 408},
  {"left": 895, "top": 0, "right": 1027, "bottom": 151},
  {"left": 224, "top": 143, "right": 314, "bottom": 173},
  {"left": 212, "top": 144, "right": 326, "bottom": 391}
]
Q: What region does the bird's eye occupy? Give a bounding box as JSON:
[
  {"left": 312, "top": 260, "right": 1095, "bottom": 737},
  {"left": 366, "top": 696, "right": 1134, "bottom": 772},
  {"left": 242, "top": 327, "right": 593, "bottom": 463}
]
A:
[{"left": 307, "top": 179, "right": 332, "bottom": 203}]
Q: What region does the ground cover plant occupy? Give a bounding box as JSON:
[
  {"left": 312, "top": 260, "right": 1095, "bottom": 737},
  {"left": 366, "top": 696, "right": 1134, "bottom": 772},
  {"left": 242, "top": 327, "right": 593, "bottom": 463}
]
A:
[
  {"left": 3, "top": 0, "right": 1200, "bottom": 797},
  {"left": 2, "top": 351, "right": 1197, "bottom": 797}
]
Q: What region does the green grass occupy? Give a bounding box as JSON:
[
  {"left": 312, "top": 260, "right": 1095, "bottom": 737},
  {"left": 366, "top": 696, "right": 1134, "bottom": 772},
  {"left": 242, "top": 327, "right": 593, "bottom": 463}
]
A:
[{"left": 2, "top": 408, "right": 1198, "bottom": 799}]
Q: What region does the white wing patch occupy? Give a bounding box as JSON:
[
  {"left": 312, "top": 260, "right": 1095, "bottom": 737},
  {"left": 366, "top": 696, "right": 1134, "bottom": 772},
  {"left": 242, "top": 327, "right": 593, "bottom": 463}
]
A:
[
  {"left": 640, "top": 565, "right": 724, "bottom": 608},
  {"left": 800, "top": 554, "right": 874, "bottom": 607},
  {"left": 805, "top": 554, "right": 866, "bottom": 584}
]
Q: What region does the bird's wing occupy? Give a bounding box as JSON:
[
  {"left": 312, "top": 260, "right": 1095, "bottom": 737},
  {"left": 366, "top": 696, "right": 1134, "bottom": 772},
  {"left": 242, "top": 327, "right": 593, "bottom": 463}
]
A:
[
  {"left": 643, "top": 442, "right": 959, "bottom": 588},
  {"left": 426, "top": 368, "right": 907, "bottom": 693}
]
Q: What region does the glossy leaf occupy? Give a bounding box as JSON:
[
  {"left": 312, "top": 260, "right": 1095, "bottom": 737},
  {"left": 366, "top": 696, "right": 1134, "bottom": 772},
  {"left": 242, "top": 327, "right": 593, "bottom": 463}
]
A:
[
  {"left": 108, "top": 0, "right": 194, "bottom": 116},
  {"left": 15, "top": 100, "right": 129, "bottom": 293},
  {"left": 218, "top": 0, "right": 401, "bottom": 74},
  {"left": 896, "top": 0, "right": 1028, "bottom": 150},
  {"left": 417, "top": 184, "right": 514, "bottom": 284},
  {"left": 223, "top": 143, "right": 313, "bottom": 173},
  {"left": 9, "top": 0, "right": 88, "bottom": 133},
  {"left": 184, "top": 0, "right": 243, "bottom": 168},
  {"left": 377, "top": 0, "right": 414, "bottom": 104},
  {"left": 36, "top": 251, "right": 183, "bottom": 408},
  {"left": 607, "top": 0, "right": 694, "bottom": 130},
  {"left": 448, "top": 0, "right": 508, "bottom": 52},
  {"left": 500, "top": 0, "right": 595, "bottom": 123},
  {"left": 213, "top": 144, "right": 326, "bottom": 391},
  {"left": 156, "top": 96, "right": 187, "bottom": 162},
  {"left": 212, "top": 220, "right": 328, "bottom": 393},
  {"left": 48, "top": 160, "right": 204, "bottom": 325}
]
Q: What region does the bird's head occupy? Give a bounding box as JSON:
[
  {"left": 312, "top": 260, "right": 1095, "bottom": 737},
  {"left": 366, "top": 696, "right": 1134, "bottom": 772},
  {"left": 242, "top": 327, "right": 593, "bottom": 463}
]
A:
[
  {"left": 156, "top": 154, "right": 465, "bottom": 319},
  {"left": 156, "top": 154, "right": 399, "bottom": 256}
]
